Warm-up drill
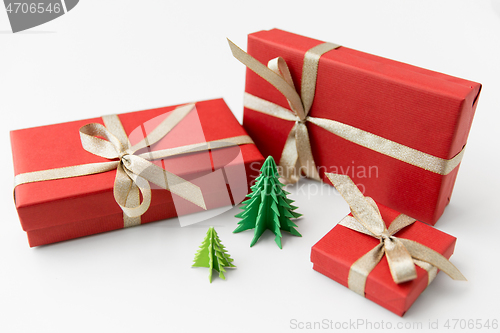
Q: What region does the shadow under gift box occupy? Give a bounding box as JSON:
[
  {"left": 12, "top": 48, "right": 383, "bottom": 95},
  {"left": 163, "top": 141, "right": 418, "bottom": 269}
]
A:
[
  {"left": 242, "top": 29, "right": 481, "bottom": 225},
  {"left": 11, "top": 98, "right": 264, "bottom": 247},
  {"left": 311, "top": 201, "right": 457, "bottom": 317}
]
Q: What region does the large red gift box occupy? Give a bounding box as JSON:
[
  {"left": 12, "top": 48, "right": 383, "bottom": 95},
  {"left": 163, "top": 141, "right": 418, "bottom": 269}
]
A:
[
  {"left": 311, "top": 201, "right": 457, "bottom": 316},
  {"left": 11, "top": 98, "right": 263, "bottom": 247},
  {"left": 241, "top": 29, "right": 481, "bottom": 225}
]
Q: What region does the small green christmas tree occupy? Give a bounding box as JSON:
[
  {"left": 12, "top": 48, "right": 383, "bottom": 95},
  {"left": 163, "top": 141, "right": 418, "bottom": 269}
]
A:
[
  {"left": 192, "top": 227, "right": 236, "bottom": 283},
  {"left": 234, "top": 156, "right": 302, "bottom": 248}
]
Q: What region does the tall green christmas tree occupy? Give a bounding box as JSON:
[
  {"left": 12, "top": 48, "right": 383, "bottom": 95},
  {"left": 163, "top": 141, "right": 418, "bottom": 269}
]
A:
[
  {"left": 234, "top": 156, "right": 302, "bottom": 249},
  {"left": 192, "top": 227, "right": 236, "bottom": 283}
]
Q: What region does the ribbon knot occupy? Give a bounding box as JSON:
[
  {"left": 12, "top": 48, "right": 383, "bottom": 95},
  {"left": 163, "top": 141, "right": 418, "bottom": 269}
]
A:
[
  {"left": 119, "top": 153, "right": 131, "bottom": 167},
  {"left": 380, "top": 235, "right": 402, "bottom": 260},
  {"left": 325, "top": 173, "right": 466, "bottom": 296},
  {"left": 118, "top": 148, "right": 130, "bottom": 159}
]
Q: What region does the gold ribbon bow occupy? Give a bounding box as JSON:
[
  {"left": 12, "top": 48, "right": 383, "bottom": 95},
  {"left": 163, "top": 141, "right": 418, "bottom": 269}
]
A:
[
  {"left": 228, "top": 39, "right": 465, "bottom": 184},
  {"left": 325, "top": 173, "right": 466, "bottom": 296},
  {"left": 14, "top": 103, "right": 254, "bottom": 227}
]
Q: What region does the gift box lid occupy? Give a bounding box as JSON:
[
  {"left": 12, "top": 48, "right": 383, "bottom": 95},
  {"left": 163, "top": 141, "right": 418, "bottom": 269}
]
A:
[
  {"left": 11, "top": 98, "right": 263, "bottom": 233},
  {"left": 311, "top": 201, "right": 457, "bottom": 316}
]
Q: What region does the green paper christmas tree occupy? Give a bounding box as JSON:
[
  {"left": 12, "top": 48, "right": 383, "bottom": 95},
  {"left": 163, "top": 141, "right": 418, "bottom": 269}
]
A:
[
  {"left": 192, "top": 226, "right": 236, "bottom": 283},
  {"left": 234, "top": 156, "right": 302, "bottom": 248}
]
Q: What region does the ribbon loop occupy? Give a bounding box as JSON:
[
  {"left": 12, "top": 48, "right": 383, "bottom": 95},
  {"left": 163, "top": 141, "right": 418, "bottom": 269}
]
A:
[
  {"left": 79, "top": 123, "right": 124, "bottom": 159},
  {"left": 114, "top": 163, "right": 152, "bottom": 218},
  {"left": 123, "top": 154, "right": 206, "bottom": 211},
  {"left": 228, "top": 39, "right": 304, "bottom": 125}
]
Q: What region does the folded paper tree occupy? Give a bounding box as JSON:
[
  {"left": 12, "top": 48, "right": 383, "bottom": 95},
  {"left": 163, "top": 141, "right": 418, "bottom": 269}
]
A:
[{"left": 234, "top": 156, "right": 302, "bottom": 248}]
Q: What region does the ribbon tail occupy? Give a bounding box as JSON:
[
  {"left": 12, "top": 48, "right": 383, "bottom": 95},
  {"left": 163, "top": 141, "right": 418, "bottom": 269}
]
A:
[
  {"left": 161, "top": 170, "right": 207, "bottom": 210},
  {"left": 123, "top": 182, "right": 142, "bottom": 227},
  {"left": 399, "top": 238, "right": 467, "bottom": 281},
  {"left": 325, "top": 173, "right": 386, "bottom": 236},
  {"left": 384, "top": 237, "right": 418, "bottom": 283},
  {"left": 267, "top": 57, "right": 306, "bottom": 120},
  {"left": 339, "top": 215, "right": 376, "bottom": 237},
  {"left": 279, "top": 123, "right": 300, "bottom": 184},
  {"left": 125, "top": 155, "right": 206, "bottom": 210},
  {"left": 348, "top": 243, "right": 385, "bottom": 296},
  {"left": 387, "top": 213, "right": 417, "bottom": 235},
  {"left": 227, "top": 39, "right": 305, "bottom": 119},
  {"left": 413, "top": 259, "right": 438, "bottom": 286},
  {"left": 295, "top": 122, "right": 320, "bottom": 181}
]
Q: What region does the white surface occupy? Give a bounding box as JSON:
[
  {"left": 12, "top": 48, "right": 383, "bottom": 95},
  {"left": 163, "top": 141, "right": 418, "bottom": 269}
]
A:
[{"left": 1, "top": 1, "right": 499, "bottom": 332}]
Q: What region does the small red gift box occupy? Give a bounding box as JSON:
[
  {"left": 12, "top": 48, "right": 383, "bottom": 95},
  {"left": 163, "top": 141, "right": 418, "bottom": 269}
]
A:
[
  {"left": 311, "top": 200, "right": 458, "bottom": 316},
  {"left": 11, "top": 98, "right": 263, "bottom": 247},
  {"left": 236, "top": 28, "right": 481, "bottom": 225}
]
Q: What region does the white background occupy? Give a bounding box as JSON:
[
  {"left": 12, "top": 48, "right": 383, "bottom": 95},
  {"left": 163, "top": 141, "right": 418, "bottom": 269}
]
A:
[{"left": 1, "top": 1, "right": 499, "bottom": 332}]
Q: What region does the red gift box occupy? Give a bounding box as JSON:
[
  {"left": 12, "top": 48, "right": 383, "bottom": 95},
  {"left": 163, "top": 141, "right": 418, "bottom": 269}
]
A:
[
  {"left": 240, "top": 29, "right": 481, "bottom": 225},
  {"left": 311, "top": 201, "right": 457, "bottom": 316},
  {"left": 11, "top": 98, "right": 264, "bottom": 247}
]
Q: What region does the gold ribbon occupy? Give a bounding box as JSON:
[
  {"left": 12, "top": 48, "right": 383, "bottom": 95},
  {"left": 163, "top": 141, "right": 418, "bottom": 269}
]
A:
[
  {"left": 14, "top": 103, "right": 254, "bottom": 227},
  {"left": 325, "top": 173, "right": 466, "bottom": 296},
  {"left": 228, "top": 39, "right": 466, "bottom": 184}
]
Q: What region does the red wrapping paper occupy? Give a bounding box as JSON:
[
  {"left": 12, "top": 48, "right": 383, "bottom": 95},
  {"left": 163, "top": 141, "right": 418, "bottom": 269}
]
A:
[
  {"left": 311, "top": 201, "right": 457, "bottom": 316},
  {"left": 11, "top": 98, "right": 264, "bottom": 246},
  {"left": 243, "top": 29, "right": 481, "bottom": 224}
]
